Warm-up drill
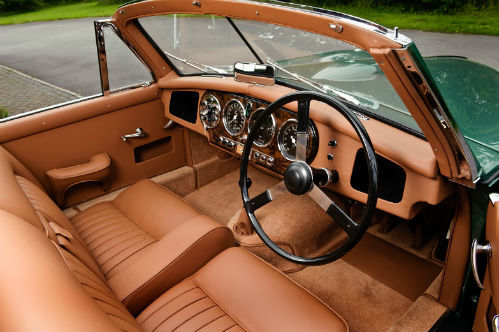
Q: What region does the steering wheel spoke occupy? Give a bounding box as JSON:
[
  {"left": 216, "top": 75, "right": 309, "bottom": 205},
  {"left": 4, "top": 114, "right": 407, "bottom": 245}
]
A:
[
  {"left": 308, "top": 185, "right": 359, "bottom": 236},
  {"left": 295, "top": 98, "right": 310, "bottom": 162},
  {"left": 240, "top": 91, "right": 377, "bottom": 265},
  {"left": 249, "top": 181, "right": 287, "bottom": 212}
]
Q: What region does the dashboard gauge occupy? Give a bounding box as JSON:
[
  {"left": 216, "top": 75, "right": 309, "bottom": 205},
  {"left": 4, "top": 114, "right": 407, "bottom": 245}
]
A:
[
  {"left": 248, "top": 108, "right": 276, "bottom": 147},
  {"left": 278, "top": 119, "right": 313, "bottom": 161},
  {"left": 199, "top": 94, "right": 221, "bottom": 128},
  {"left": 223, "top": 99, "right": 246, "bottom": 136}
]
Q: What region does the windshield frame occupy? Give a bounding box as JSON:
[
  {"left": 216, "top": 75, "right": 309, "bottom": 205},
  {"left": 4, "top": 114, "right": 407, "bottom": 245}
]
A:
[{"left": 135, "top": 16, "right": 424, "bottom": 138}]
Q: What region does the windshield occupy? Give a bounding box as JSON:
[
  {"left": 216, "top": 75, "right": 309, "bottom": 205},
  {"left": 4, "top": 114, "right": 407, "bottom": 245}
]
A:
[{"left": 139, "top": 14, "right": 421, "bottom": 133}]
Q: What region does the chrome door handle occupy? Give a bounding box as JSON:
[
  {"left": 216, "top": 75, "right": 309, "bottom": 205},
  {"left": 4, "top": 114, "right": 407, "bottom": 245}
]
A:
[
  {"left": 471, "top": 239, "right": 491, "bottom": 290},
  {"left": 493, "top": 315, "right": 499, "bottom": 332},
  {"left": 121, "top": 128, "right": 146, "bottom": 142}
]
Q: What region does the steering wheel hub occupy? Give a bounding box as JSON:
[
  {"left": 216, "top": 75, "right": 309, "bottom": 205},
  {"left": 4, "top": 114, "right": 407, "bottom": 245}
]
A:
[{"left": 284, "top": 162, "right": 313, "bottom": 195}]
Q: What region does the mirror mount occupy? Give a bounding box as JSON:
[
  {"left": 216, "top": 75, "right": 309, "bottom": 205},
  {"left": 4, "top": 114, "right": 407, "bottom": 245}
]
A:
[{"left": 234, "top": 62, "right": 275, "bottom": 86}]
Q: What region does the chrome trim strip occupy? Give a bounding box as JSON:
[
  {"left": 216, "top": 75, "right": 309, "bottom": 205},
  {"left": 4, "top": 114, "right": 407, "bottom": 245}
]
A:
[
  {"left": 490, "top": 193, "right": 499, "bottom": 206},
  {"left": 94, "top": 20, "right": 110, "bottom": 95},
  {"left": 394, "top": 48, "right": 479, "bottom": 186},
  {"left": 0, "top": 94, "right": 101, "bottom": 123},
  {"left": 248, "top": 107, "right": 276, "bottom": 148},
  {"left": 94, "top": 19, "right": 156, "bottom": 96},
  {"left": 222, "top": 98, "right": 246, "bottom": 136},
  {"left": 471, "top": 239, "right": 491, "bottom": 290},
  {"left": 243, "top": 0, "right": 412, "bottom": 46}
]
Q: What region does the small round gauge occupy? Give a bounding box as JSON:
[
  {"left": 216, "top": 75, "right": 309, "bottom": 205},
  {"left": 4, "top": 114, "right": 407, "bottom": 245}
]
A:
[
  {"left": 223, "top": 99, "right": 246, "bottom": 136},
  {"left": 278, "top": 119, "right": 312, "bottom": 161},
  {"left": 199, "top": 94, "right": 221, "bottom": 128},
  {"left": 248, "top": 108, "right": 276, "bottom": 147}
]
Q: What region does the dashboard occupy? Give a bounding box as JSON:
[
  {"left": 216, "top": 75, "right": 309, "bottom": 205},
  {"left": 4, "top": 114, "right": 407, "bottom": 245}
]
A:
[
  {"left": 198, "top": 91, "right": 318, "bottom": 174},
  {"left": 161, "top": 78, "right": 454, "bottom": 220}
]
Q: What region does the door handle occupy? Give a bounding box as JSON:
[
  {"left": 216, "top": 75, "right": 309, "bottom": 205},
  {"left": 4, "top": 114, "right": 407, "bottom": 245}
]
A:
[
  {"left": 493, "top": 315, "right": 499, "bottom": 332},
  {"left": 121, "top": 128, "right": 146, "bottom": 142},
  {"left": 471, "top": 239, "right": 491, "bottom": 290}
]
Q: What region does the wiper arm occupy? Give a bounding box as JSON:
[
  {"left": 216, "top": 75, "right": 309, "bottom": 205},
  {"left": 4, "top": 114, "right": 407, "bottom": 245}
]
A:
[
  {"left": 250, "top": 42, "right": 364, "bottom": 107},
  {"left": 267, "top": 59, "right": 361, "bottom": 106},
  {"left": 163, "top": 50, "right": 228, "bottom": 74}
]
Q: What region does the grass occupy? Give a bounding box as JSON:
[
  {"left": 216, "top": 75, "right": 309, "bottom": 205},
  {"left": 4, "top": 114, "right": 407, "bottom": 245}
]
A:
[
  {"left": 0, "top": 1, "right": 498, "bottom": 35},
  {"left": 332, "top": 5, "right": 499, "bottom": 35},
  {"left": 0, "top": 106, "right": 9, "bottom": 119},
  {"left": 0, "top": 2, "right": 119, "bottom": 25}
]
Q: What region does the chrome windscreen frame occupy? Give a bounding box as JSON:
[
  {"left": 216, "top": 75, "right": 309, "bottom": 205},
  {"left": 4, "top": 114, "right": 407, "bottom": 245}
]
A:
[
  {"left": 94, "top": 19, "right": 155, "bottom": 96},
  {"left": 393, "top": 45, "right": 479, "bottom": 187}
]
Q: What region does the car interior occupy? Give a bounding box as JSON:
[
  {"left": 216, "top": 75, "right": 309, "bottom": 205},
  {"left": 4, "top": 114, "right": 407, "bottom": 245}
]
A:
[{"left": 0, "top": 1, "right": 478, "bottom": 332}]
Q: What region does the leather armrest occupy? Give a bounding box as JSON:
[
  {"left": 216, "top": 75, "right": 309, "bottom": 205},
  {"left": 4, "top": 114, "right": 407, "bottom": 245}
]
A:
[
  {"left": 46, "top": 153, "right": 111, "bottom": 205},
  {"left": 107, "top": 215, "right": 234, "bottom": 316}
]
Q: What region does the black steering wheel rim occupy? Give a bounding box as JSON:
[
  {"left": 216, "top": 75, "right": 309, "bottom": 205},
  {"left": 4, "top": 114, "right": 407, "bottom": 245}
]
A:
[{"left": 240, "top": 91, "right": 378, "bottom": 265}]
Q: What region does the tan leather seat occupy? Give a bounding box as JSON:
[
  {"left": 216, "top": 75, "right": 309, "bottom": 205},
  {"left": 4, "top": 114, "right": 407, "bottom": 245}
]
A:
[
  {"left": 0, "top": 209, "right": 348, "bottom": 332},
  {"left": 0, "top": 146, "right": 234, "bottom": 311},
  {"left": 0, "top": 146, "right": 348, "bottom": 331},
  {"left": 71, "top": 179, "right": 205, "bottom": 276}
]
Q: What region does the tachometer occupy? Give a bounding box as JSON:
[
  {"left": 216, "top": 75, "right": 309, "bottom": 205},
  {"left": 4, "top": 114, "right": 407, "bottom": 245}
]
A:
[
  {"left": 248, "top": 108, "right": 276, "bottom": 147},
  {"left": 223, "top": 99, "right": 246, "bottom": 136}
]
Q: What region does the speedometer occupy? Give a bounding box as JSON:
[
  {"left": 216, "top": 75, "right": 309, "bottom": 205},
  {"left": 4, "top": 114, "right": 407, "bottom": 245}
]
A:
[
  {"left": 223, "top": 99, "right": 246, "bottom": 136},
  {"left": 248, "top": 108, "right": 276, "bottom": 147}
]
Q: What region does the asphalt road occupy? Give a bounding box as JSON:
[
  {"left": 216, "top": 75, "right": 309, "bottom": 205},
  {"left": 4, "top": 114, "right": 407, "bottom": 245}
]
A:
[{"left": 0, "top": 17, "right": 497, "bottom": 97}]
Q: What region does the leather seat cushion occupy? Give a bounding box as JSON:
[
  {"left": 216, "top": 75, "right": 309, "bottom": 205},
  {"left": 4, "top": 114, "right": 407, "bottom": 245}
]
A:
[
  {"left": 71, "top": 179, "right": 202, "bottom": 276},
  {"left": 138, "top": 247, "right": 348, "bottom": 332}
]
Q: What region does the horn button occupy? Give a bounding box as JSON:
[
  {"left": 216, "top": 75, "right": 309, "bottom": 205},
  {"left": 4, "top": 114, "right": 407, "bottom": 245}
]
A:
[{"left": 284, "top": 162, "right": 313, "bottom": 195}]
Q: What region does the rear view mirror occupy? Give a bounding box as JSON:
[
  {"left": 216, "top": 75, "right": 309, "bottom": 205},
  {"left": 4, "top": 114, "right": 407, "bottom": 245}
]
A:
[{"left": 234, "top": 62, "right": 275, "bottom": 86}]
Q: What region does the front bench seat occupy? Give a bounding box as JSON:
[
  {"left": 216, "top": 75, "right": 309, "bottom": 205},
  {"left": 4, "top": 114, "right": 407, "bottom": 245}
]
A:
[{"left": 0, "top": 209, "right": 348, "bottom": 332}]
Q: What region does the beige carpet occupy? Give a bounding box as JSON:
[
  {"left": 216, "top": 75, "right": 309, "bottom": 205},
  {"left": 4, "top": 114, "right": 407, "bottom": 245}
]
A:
[
  {"left": 290, "top": 260, "right": 413, "bottom": 332},
  {"left": 184, "top": 166, "right": 445, "bottom": 332}
]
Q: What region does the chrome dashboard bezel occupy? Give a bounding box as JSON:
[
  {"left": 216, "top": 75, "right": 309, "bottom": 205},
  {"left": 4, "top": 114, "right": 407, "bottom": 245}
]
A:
[
  {"left": 199, "top": 93, "right": 221, "bottom": 129},
  {"left": 278, "top": 118, "right": 300, "bottom": 161},
  {"left": 248, "top": 107, "right": 277, "bottom": 148},
  {"left": 222, "top": 98, "right": 246, "bottom": 136}
]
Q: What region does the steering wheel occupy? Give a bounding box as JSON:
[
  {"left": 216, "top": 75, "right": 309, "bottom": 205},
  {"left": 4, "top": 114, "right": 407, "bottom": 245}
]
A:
[{"left": 240, "top": 91, "right": 378, "bottom": 265}]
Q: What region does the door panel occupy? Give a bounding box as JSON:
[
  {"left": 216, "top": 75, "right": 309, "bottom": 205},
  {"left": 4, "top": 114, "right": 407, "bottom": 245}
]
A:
[
  {"left": 474, "top": 195, "right": 499, "bottom": 332},
  {"left": 1, "top": 88, "right": 187, "bottom": 207}
]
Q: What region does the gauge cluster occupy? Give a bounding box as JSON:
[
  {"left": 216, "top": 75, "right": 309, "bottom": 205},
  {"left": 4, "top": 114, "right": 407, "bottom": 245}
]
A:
[{"left": 200, "top": 91, "right": 318, "bottom": 174}]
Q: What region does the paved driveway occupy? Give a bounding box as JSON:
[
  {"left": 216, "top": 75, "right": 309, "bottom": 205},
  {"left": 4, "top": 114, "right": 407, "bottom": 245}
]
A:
[{"left": 0, "top": 17, "right": 498, "bottom": 101}]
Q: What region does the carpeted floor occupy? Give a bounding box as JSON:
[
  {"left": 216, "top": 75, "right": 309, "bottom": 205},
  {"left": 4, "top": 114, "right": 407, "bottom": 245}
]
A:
[{"left": 183, "top": 166, "right": 444, "bottom": 332}]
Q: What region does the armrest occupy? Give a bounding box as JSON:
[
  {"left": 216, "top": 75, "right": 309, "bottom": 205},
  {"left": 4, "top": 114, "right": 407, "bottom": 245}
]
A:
[
  {"left": 46, "top": 153, "right": 111, "bottom": 205},
  {"left": 107, "top": 215, "right": 234, "bottom": 316}
]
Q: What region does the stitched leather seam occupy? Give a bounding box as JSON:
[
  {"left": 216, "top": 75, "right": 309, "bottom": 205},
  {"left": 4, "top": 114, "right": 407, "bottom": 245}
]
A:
[
  {"left": 191, "top": 279, "right": 248, "bottom": 332},
  {"left": 223, "top": 323, "right": 239, "bottom": 332},
  {"left": 138, "top": 286, "right": 199, "bottom": 323},
  {"left": 170, "top": 304, "right": 220, "bottom": 332},
  {"left": 89, "top": 227, "right": 141, "bottom": 249},
  {"left": 78, "top": 215, "right": 128, "bottom": 238},
  {"left": 154, "top": 301, "right": 216, "bottom": 332},
  {"left": 149, "top": 296, "right": 210, "bottom": 330},
  {"left": 74, "top": 208, "right": 124, "bottom": 232},
  {"left": 192, "top": 313, "right": 228, "bottom": 332},
  {"left": 103, "top": 241, "right": 156, "bottom": 276},
  {"left": 124, "top": 227, "right": 233, "bottom": 302},
  {"left": 99, "top": 237, "right": 154, "bottom": 265},
  {"left": 94, "top": 232, "right": 151, "bottom": 259}
]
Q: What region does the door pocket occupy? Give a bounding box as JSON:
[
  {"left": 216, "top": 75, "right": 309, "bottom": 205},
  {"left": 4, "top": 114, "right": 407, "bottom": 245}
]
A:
[{"left": 134, "top": 136, "right": 173, "bottom": 163}]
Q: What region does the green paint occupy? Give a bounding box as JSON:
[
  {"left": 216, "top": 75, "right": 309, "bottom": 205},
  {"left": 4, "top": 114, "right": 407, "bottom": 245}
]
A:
[{"left": 423, "top": 56, "right": 499, "bottom": 183}]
